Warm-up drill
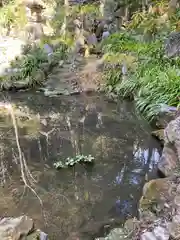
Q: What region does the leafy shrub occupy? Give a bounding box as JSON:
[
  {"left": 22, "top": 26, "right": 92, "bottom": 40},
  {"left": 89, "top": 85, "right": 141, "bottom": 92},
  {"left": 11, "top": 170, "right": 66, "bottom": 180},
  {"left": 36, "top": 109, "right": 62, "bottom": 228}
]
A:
[{"left": 6, "top": 43, "right": 68, "bottom": 87}]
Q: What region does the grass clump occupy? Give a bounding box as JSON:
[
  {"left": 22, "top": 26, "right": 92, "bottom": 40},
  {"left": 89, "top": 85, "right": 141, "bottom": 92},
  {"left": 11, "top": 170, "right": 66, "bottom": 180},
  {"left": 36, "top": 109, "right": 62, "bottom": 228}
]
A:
[{"left": 1, "top": 42, "right": 68, "bottom": 89}]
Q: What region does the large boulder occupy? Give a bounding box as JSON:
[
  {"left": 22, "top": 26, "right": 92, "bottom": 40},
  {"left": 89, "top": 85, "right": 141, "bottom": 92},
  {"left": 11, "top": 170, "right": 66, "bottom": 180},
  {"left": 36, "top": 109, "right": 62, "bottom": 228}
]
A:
[
  {"left": 158, "top": 143, "right": 178, "bottom": 176},
  {"left": 165, "top": 32, "right": 180, "bottom": 58},
  {"left": 0, "top": 216, "right": 47, "bottom": 240},
  {"left": 158, "top": 116, "right": 180, "bottom": 176},
  {"left": 0, "top": 216, "right": 33, "bottom": 239},
  {"left": 139, "top": 178, "right": 174, "bottom": 212}
]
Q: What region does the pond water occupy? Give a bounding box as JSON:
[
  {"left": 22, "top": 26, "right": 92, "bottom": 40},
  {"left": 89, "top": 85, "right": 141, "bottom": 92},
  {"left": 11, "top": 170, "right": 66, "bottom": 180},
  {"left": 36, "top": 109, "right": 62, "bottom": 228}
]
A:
[{"left": 0, "top": 92, "right": 161, "bottom": 239}]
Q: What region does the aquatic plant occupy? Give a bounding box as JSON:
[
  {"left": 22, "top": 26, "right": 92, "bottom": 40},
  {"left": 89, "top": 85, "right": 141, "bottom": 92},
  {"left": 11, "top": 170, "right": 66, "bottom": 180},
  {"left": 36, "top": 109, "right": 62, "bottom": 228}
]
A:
[{"left": 54, "top": 154, "right": 95, "bottom": 169}]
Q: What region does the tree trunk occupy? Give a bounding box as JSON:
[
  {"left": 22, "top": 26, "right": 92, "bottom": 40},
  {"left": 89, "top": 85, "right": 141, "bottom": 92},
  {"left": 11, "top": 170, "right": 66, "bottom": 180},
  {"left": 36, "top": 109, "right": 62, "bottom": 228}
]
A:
[
  {"left": 61, "top": 0, "right": 69, "bottom": 36},
  {"left": 99, "top": 0, "right": 105, "bottom": 17}
]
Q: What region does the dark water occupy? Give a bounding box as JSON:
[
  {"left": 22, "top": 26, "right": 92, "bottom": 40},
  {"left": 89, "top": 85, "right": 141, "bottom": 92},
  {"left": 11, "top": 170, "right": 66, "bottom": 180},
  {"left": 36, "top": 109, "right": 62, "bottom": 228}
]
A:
[{"left": 0, "top": 92, "right": 161, "bottom": 239}]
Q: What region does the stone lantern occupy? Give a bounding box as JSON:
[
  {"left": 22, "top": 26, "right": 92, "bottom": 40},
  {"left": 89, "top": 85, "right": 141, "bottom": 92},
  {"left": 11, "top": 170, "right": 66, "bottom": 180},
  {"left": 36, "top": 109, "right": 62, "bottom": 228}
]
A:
[{"left": 22, "top": 0, "right": 46, "bottom": 40}]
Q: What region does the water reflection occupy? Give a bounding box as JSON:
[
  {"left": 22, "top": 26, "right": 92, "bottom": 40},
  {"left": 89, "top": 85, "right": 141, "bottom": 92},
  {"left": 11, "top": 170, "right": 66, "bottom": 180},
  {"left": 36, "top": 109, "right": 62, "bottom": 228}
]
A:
[{"left": 0, "top": 92, "right": 161, "bottom": 239}]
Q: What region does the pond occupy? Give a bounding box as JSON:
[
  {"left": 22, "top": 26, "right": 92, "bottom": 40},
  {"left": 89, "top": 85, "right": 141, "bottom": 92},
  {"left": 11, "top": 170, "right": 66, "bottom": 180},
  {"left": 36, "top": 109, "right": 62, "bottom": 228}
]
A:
[{"left": 0, "top": 92, "right": 161, "bottom": 239}]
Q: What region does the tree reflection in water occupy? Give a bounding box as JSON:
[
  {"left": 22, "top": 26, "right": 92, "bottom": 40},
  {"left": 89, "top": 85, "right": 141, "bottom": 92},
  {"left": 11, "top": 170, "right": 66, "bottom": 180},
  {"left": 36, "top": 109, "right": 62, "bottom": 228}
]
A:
[{"left": 0, "top": 92, "right": 161, "bottom": 239}]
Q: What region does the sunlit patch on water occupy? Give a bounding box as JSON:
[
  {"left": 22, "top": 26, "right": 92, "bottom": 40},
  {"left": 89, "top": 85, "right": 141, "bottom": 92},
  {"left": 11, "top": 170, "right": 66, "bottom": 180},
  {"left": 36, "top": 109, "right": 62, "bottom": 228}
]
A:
[{"left": 0, "top": 92, "right": 161, "bottom": 239}]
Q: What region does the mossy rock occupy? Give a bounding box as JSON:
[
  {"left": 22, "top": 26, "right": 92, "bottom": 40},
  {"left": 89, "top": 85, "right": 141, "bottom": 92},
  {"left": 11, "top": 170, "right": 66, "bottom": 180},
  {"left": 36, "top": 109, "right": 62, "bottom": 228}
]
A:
[
  {"left": 151, "top": 129, "right": 165, "bottom": 141},
  {"left": 27, "top": 231, "right": 40, "bottom": 239},
  {"left": 139, "top": 178, "right": 172, "bottom": 211}
]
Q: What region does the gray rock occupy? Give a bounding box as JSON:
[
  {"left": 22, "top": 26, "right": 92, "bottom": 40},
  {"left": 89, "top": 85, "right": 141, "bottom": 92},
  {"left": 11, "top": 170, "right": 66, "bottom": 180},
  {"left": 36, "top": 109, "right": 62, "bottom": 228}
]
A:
[
  {"left": 106, "top": 228, "right": 126, "bottom": 240},
  {"left": 158, "top": 143, "right": 178, "bottom": 177},
  {"left": 40, "top": 231, "right": 48, "bottom": 240},
  {"left": 172, "top": 215, "right": 180, "bottom": 224},
  {"left": 0, "top": 215, "right": 34, "bottom": 240},
  {"left": 141, "top": 231, "right": 156, "bottom": 240},
  {"left": 153, "top": 226, "right": 169, "bottom": 240},
  {"left": 159, "top": 104, "right": 178, "bottom": 113},
  {"left": 95, "top": 228, "right": 128, "bottom": 240},
  {"left": 158, "top": 116, "right": 180, "bottom": 176},
  {"left": 165, "top": 32, "right": 180, "bottom": 58},
  {"left": 168, "top": 221, "right": 180, "bottom": 239},
  {"left": 106, "top": 228, "right": 129, "bottom": 240}
]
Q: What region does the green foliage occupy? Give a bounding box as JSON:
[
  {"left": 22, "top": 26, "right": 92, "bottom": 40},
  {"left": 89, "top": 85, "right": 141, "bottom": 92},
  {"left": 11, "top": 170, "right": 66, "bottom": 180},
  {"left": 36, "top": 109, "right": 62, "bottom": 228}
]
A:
[
  {"left": 5, "top": 43, "right": 68, "bottom": 88},
  {"left": 102, "top": 32, "right": 180, "bottom": 121},
  {"left": 54, "top": 154, "right": 95, "bottom": 169},
  {"left": 9, "top": 46, "right": 47, "bottom": 84},
  {"left": 0, "top": 0, "right": 27, "bottom": 30},
  {"left": 72, "top": 3, "right": 99, "bottom": 16},
  {"left": 127, "top": 1, "right": 170, "bottom": 38}
]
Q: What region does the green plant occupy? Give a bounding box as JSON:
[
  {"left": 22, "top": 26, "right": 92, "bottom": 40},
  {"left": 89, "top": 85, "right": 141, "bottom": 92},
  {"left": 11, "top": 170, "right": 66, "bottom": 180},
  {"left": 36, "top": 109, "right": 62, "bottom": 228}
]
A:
[
  {"left": 54, "top": 154, "right": 95, "bottom": 169},
  {"left": 3, "top": 43, "right": 68, "bottom": 88},
  {"left": 102, "top": 30, "right": 180, "bottom": 121},
  {"left": 0, "top": 1, "right": 27, "bottom": 30}
]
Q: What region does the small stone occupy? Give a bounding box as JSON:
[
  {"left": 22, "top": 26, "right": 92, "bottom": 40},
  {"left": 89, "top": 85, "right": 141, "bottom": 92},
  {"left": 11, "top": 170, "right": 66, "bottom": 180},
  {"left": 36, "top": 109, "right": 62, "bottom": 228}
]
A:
[
  {"left": 174, "top": 195, "right": 180, "bottom": 208},
  {"left": 124, "top": 218, "right": 139, "bottom": 232},
  {"left": 59, "top": 60, "right": 64, "bottom": 66},
  {"left": 176, "top": 207, "right": 180, "bottom": 215},
  {"left": 139, "top": 209, "right": 157, "bottom": 223},
  {"left": 158, "top": 143, "right": 178, "bottom": 177},
  {"left": 153, "top": 226, "right": 169, "bottom": 240},
  {"left": 168, "top": 221, "right": 180, "bottom": 239},
  {"left": 164, "top": 203, "right": 170, "bottom": 208},
  {"left": 176, "top": 184, "right": 180, "bottom": 194},
  {"left": 152, "top": 129, "right": 165, "bottom": 141},
  {"left": 140, "top": 231, "right": 156, "bottom": 240},
  {"left": 172, "top": 215, "right": 180, "bottom": 224},
  {"left": 105, "top": 228, "right": 129, "bottom": 240}
]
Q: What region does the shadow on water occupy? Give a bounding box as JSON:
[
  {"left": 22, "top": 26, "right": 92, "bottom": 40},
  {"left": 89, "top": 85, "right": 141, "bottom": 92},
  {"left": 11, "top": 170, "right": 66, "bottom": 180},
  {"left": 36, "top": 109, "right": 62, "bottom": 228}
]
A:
[{"left": 0, "top": 91, "right": 161, "bottom": 239}]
